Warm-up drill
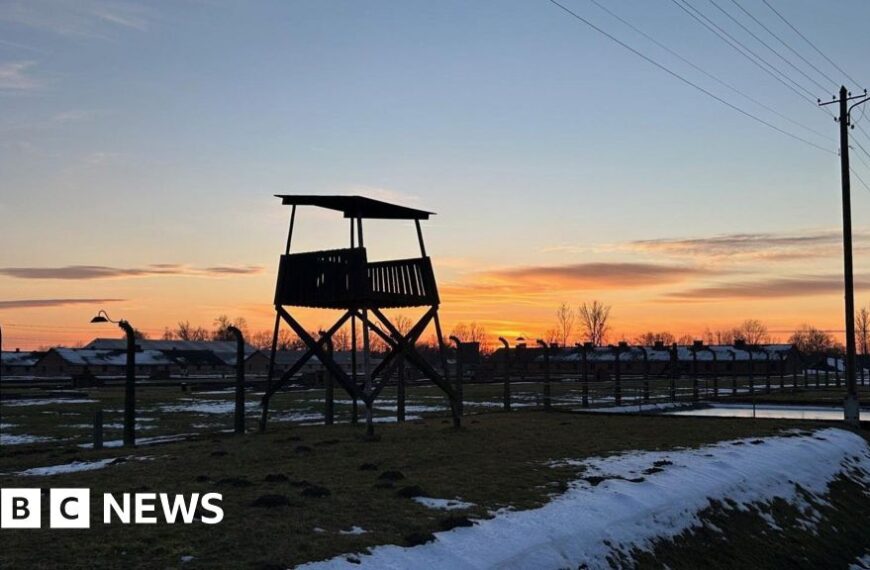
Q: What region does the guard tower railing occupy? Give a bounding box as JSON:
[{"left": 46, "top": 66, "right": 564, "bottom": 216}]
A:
[{"left": 274, "top": 247, "right": 438, "bottom": 310}]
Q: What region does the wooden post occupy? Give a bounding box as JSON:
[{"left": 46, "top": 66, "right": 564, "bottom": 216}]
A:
[
  {"left": 450, "top": 336, "right": 464, "bottom": 416},
  {"left": 691, "top": 347, "right": 699, "bottom": 402},
  {"left": 640, "top": 347, "right": 650, "bottom": 403},
  {"left": 324, "top": 370, "right": 334, "bottom": 425},
  {"left": 764, "top": 351, "right": 772, "bottom": 394},
  {"left": 93, "top": 409, "right": 103, "bottom": 450},
  {"left": 670, "top": 343, "right": 678, "bottom": 402},
  {"left": 228, "top": 326, "right": 246, "bottom": 435},
  {"left": 581, "top": 343, "right": 590, "bottom": 407},
  {"left": 537, "top": 340, "right": 551, "bottom": 411},
  {"left": 747, "top": 349, "right": 754, "bottom": 396},
  {"left": 499, "top": 338, "right": 511, "bottom": 411},
  {"left": 612, "top": 345, "right": 622, "bottom": 406},
  {"left": 397, "top": 359, "right": 406, "bottom": 423}
]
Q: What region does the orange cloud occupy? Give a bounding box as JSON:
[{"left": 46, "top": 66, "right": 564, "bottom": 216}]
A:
[
  {"left": 663, "top": 273, "right": 870, "bottom": 301},
  {"left": 0, "top": 264, "right": 263, "bottom": 279}
]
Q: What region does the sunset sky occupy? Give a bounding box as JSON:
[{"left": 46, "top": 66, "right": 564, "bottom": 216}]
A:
[{"left": 3, "top": 0, "right": 870, "bottom": 349}]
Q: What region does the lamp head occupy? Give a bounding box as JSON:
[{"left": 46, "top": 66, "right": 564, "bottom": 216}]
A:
[{"left": 90, "top": 315, "right": 109, "bottom": 324}]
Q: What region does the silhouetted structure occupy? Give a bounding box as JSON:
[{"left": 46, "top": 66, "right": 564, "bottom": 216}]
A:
[{"left": 259, "top": 195, "right": 460, "bottom": 434}]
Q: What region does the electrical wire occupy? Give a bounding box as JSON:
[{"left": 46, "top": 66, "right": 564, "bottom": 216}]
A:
[
  {"left": 546, "top": 0, "right": 836, "bottom": 154},
  {"left": 670, "top": 0, "right": 822, "bottom": 107},
  {"left": 707, "top": 0, "right": 831, "bottom": 95},
  {"left": 582, "top": 0, "right": 833, "bottom": 143},
  {"left": 727, "top": 0, "right": 838, "bottom": 90},
  {"left": 760, "top": 0, "right": 863, "bottom": 90}
]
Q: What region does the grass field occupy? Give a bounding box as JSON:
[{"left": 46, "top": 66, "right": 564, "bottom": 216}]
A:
[{"left": 2, "top": 409, "right": 867, "bottom": 568}]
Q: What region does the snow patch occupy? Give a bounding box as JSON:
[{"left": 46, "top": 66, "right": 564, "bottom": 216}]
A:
[
  {"left": 339, "top": 526, "right": 368, "bottom": 535},
  {"left": 299, "top": 428, "right": 870, "bottom": 570},
  {"left": 0, "top": 433, "right": 53, "bottom": 445},
  {"left": 412, "top": 497, "right": 475, "bottom": 511},
  {"left": 4, "top": 398, "right": 97, "bottom": 407}
]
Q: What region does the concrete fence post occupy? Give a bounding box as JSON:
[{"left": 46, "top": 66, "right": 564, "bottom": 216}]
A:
[{"left": 93, "top": 409, "right": 103, "bottom": 450}]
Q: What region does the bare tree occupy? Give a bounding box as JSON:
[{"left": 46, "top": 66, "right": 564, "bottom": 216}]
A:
[
  {"left": 577, "top": 301, "right": 611, "bottom": 346},
  {"left": 332, "top": 327, "right": 351, "bottom": 351},
  {"left": 735, "top": 319, "right": 770, "bottom": 345},
  {"left": 449, "top": 321, "right": 489, "bottom": 351},
  {"left": 162, "top": 327, "right": 175, "bottom": 340},
  {"left": 174, "top": 321, "right": 209, "bottom": 341},
  {"left": 544, "top": 328, "right": 560, "bottom": 346},
  {"left": 554, "top": 302, "right": 575, "bottom": 347},
  {"left": 212, "top": 315, "right": 249, "bottom": 341},
  {"left": 856, "top": 306, "right": 870, "bottom": 355},
  {"left": 277, "top": 329, "right": 298, "bottom": 350},
  {"left": 248, "top": 330, "right": 271, "bottom": 350},
  {"left": 676, "top": 333, "right": 694, "bottom": 345},
  {"left": 394, "top": 314, "right": 413, "bottom": 336},
  {"left": 789, "top": 324, "right": 838, "bottom": 354},
  {"left": 634, "top": 331, "right": 675, "bottom": 346}
]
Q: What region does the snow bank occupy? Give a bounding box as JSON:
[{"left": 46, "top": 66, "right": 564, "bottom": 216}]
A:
[
  {"left": 0, "top": 433, "right": 53, "bottom": 446},
  {"left": 299, "top": 428, "right": 870, "bottom": 570},
  {"left": 412, "top": 497, "right": 475, "bottom": 511},
  {"left": 851, "top": 553, "right": 870, "bottom": 570},
  {"left": 4, "top": 398, "right": 97, "bottom": 407},
  {"left": 339, "top": 526, "right": 368, "bottom": 535},
  {"left": 14, "top": 458, "right": 116, "bottom": 476}
]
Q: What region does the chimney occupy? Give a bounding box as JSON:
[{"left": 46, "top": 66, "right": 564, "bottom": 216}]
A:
[
  {"left": 693, "top": 340, "right": 703, "bottom": 349},
  {"left": 653, "top": 340, "right": 665, "bottom": 350},
  {"left": 734, "top": 339, "right": 746, "bottom": 349}
]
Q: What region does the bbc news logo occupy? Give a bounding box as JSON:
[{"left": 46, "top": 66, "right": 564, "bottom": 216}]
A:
[{"left": 1, "top": 489, "right": 223, "bottom": 529}]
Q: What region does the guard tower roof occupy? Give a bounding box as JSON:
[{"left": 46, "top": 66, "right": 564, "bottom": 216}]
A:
[{"left": 276, "top": 195, "right": 434, "bottom": 220}]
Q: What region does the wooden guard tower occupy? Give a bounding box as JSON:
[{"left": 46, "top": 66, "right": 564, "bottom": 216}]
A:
[{"left": 259, "top": 195, "right": 461, "bottom": 434}]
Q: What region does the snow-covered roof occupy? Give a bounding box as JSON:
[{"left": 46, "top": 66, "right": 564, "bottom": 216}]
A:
[
  {"left": 49, "top": 348, "right": 174, "bottom": 367},
  {"left": 85, "top": 338, "right": 256, "bottom": 355},
  {"left": 1, "top": 351, "right": 40, "bottom": 367},
  {"left": 544, "top": 344, "right": 795, "bottom": 363}
]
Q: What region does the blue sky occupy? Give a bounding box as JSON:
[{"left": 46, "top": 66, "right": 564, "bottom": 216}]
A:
[{"left": 3, "top": 0, "right": 870, "bottom": 346}]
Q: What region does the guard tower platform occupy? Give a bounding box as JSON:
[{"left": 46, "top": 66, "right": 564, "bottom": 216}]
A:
[{"left": 259, "top": 195, "right": 460, "bottom": 433}]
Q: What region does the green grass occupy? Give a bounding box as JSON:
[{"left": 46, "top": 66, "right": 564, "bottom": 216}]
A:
[{"left": 0, "top": 410, "right": 850, "bottom": 569}]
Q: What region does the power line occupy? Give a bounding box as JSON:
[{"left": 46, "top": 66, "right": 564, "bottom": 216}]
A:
[
  {"left": 581, "top": 0, "right": 833, "bottom": 143},
  {"left": 727, "top": 0, "right": 838, "bottom": 90},
  {"left": 851, "top": 136, "right": 870, "bottom": 164},
  {"left": 546, "top": 0, "right": 835, "bottom": 155},
  {"left": 760, "top": 0, "right": 863, "bottom": 90},
  {"left": 669, "top": 0, "right": 822, "bottom": 108},
  {"left": 707, "top": 0, "right": 831, "bottom": 95},
  {"left": 851, "top": 167, "right": 870, "bottom": 194}
]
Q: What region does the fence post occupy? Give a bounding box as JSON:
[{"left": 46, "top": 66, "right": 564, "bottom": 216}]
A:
[
  {"left": 670, "top": 343, "right": 678, "bottom": 402},
  {"left": 779, "top": 352, "right": 785, "bottom": 391},
  {"left": 747, "top": 349, "right": 754, "bottom": 396},
  {"left": 450, "top": 336, "right": 464, "bottom": 416},
  {"left": 581, "top": 343, "right": 590, "bottom": 407},
  {"left": 691, "top": 343, "right": 700, "bottom": 402},
  {"left": 764, "top": 351, "right": 771, "bottom": 394},
  {"left": 227, "top": 326, "right": 246, "bottom": 435},
  {"left": 324, "top": 370, "right": 334, "bottom": 425},
  {"left": 537, "top": 340, "right": 551, "bottom": 411},
  {"left": 93, "top": 409, "right": 103, "bottom": 450},
  {"left": 397, "top": 359, "right": 406, "bottom": 423},
  {"left": 499, "top": 337, "right": 511, "bottom": 412},
  {"left": 640, "top": 347, "right": 650, "bottom": 403}
]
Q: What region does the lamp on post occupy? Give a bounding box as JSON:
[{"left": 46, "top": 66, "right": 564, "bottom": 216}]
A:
[{"left": 91, "top": 310, "right": 136, "bottom": 447}]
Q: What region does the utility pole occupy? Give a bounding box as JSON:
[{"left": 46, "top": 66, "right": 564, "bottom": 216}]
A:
[{"left": 821, "top": 86, "right": 869, "bottom": 426}]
